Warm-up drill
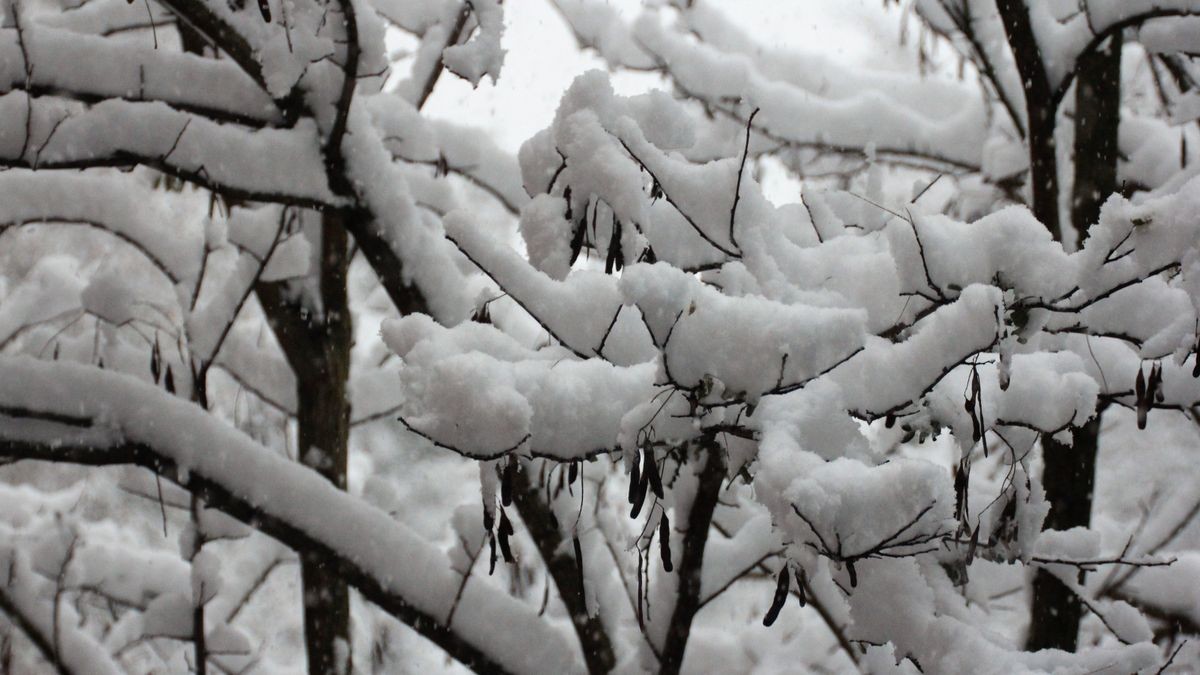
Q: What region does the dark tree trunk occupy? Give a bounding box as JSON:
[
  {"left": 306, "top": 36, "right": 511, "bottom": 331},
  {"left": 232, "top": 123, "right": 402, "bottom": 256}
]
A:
[
  {"left": 996, "top": 0, "right": 1061, "bottom": 241},
  {"left": 260, "top": 210, "right": 354, "bottom": 674},
  {"left": 659, "top": 446, "right": 724, "bottom": 675},
  {"left": 1026, "top": 33, "right": 1123, "bottom": 653}
]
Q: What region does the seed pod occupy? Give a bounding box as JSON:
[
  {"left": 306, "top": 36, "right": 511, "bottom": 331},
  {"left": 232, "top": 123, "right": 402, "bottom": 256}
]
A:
[
  {"left": 150, "top": 336, "right": 161, "bottom": 382},
  {"left": 563, "top": 187, "right": 573, "bottom": 221},
  {"left": 953, "top": 463, "right": 968, "bottom": 522},
  {"left": 644, "top": 453, "right": 664, "bottom": 500},
  {"left": 1136, "top": 367, "right": 1150, "bottom": 430},
  {"left": 796, "top": 568, "right": 807, "bottom": 607},
  {"left": 498, "top": 509, "right": 514, "bottom": 563},
  {"left": 605, "top": 217, "right": 623, "bottom": 274},
  {"left": 629, "top": 466, "right": 649, "bottom": 519},
  {"left": 638, "top": 245, "right": 657, "bottom": 264},
  {"left": 573, "top": 535, "right": 585, "bottom": 596},
  {"left": 488, "top": 532, "right": 498, "bottom": 575},
  {"left": 257, "top": 0, "right": 271, "bottom": 22},
  {"left": 482, "top": 500, "right": 494, "bottom": 533},
  {"left": 568, "top": 461, "right": 578, "bottom": 485},
  {"left": 762, "top": 566, "right": 790, "bottom": 626},
  {"left": 966, "top": 523, "right": 980, "bottom": 565},
  {"left": 885, "top": 414, "right": 896, "bottom": 429},
  {"left": 1150, "top": 363, "right": 1164, "bottom": 403},
  {"left": 164, "top": 366, "right": 175, "bottom": 394},
  {"left": 659, "top": 513, "right": 673, "bottom": 572},
  {"left": 846, "top": 561, "right": 858, "bottom": 588},
  {"left": 569, "top": 217, "right": 587, "bottom": 265},
  {"left": 627, "top": 456, "right": 642, "bottom": 505},
  {"left": 501, "top": 459, "right": 515, "bottom": 507}
]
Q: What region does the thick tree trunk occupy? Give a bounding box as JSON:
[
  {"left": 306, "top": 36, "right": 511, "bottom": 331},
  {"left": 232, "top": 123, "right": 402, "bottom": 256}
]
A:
[
  {"left": 260, "top": 210, "right": 353, "bottom": 674},
  {"left": 1026, "top": 33, "right": 1122, "bottom": 653},
  {"left": 996, "top": 0, "right": 1061, "bottom": 241}
]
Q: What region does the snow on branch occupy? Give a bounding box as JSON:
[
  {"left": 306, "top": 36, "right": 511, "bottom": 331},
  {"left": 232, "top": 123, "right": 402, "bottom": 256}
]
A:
[{"left": 0, "top": 356, "right": 581, "bottom": 675}]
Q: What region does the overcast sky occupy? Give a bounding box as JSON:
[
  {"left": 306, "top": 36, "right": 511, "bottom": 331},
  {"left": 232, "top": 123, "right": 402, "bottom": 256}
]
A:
[{"left": 421, "top": 1, "right": 917, "bottom": 152}]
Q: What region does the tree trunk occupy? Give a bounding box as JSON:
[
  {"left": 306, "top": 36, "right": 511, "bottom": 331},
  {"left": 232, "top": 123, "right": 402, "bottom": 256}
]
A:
[
  {"left": 260, "top": 210, "right": 353, "bottom": 673},
  {"left": 1026, "top": 32, "right": 1122, "bottom": 653},
  {"left": 996, "top": 0, "right": 1061, "bottom": 241},
  {"left": 659, "top": 445, "right": 724, "bottom": 675}
]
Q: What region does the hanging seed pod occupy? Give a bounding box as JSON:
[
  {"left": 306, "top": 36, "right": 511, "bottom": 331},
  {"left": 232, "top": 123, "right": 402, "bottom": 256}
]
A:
[
  {"left": 498, "top": 508, "right": 515, "bottom": 563},
  {"left": 605, "top": 217, "right": 623, "bottom": 274},
  {"left": 1136, "top": 366, "right": 1150, "bottom": 430},
  {"left": 659, "top": 513, "right": 673, "bottom": 572},
  {"left": 953, "top": 463, "right": 968, "bottom": 522},
  {"left": 569, "top": 217, "right": 587, "bottom": 265},
  {"left": 627, "top": 455, "right": 642, "bottom": 504},
  {"left": 846, "top": 561, "right": 858, "bottom": 588},
  {"left": 796, "top": 568, "right": 807, "bottom": 607},
  {"left": 885, "top": 414, "right": 896, "bottom": 429},
  {"left": 150, "top": 336, "right": 161, "bottom": 382},
  {"left": 637, "top": 245, "right": 657, "bottom": 264},
  {"left": 501, "top": 459, "right": 515, "bottom": 507},
  {"left": 629, "top": 466, "right": 649, "bottom": 519},
  {"left": 568, "top": 460, "right": 579, "bottom": 485},
  {"left": 650, "top": 179, "right": 663, "bottom": 202},
  {"left": 563, "top": 187, "right": 573, "bottom": 220},
  {"left": 482, "top": 499, "right": 494, "bottom": 533},
  {"left": 164, "top": 366, "right": 175, "bottom": 394},
  {"left": 762, "top": 566, "right": 790, "bottom": 626},
  {"left": 644, "top": 452, "right": 664, "bottom": 500},
  {"left": 573, "top": 535, "right": 585, "bottom": 595},
  {"left": 257, "top": 0, "right": 271, "bottom": 21},
  {"left": 1150, "top": 363, "right": 1164, "bottom": 403},
  {"left": 488, "top": 532, "right": 498, "bottom": 575}
]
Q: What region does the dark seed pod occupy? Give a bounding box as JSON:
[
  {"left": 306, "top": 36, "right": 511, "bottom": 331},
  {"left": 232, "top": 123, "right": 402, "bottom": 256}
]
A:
[
  {"left": 482, "top": 501, "right": 494, "bottom": 532},
  {"left": 966, "top": 523, "right": 981, "bottom": 565},
  {"left": 659, "top": 513, "right": 673, "bottom": 572},
  {"left": 563, "top": 187, "right": 573, "bottom": 221},
  {"left": 568, "top": 461, "right": 578, "bottom": 485},
  {"left": 605, "top": 217, "right": 623, "bottom": 274},
  {"left": 498, "top": 509, "right": 514, "bottom": 563},
  {"left": 257, "top": 0, "right": 271, "bottom": 21},
  {"left": 629, "top": 467, "right": 649, "bottom": 519},
  {"left": 796, "top": 568, "right": 807, "bottom": 607},
  {"left": 953, "top": 463, "right": 968, "bottom": 521},
  {"left": 763, "top": 566, "right": 790, "bottom": 627},
  {"left": 885, "top": 414, "right": 896, "bottom": 429},
  {"left": 846, "top": 561, "right": 858, "bottom": 588},
  {"left": 1136, "top": 367, "right": 1150, "bottom": 430},
  {"left": 501, "top": 459, "right": 515, "bottom": 507},
  {"left": 569, "top": 217, "right": 587, "bottom": 265},
  {"left": 637, "top": 245, "right": 657, "bottom": 264},
  {"left": 488, "top": 532, "right": 498, "bottom": 575},
  {"left": 150, "top": 336, "right": 161, "bottom": 382},
  {"left": 164, "top": 366, "right": 175, "bottom": 394},
  {"left": 53, "top": 343, "right": 60, "bottom": 360},
  {"left": 644, "top": 453, "right": 664, "bottom": 500},
  {"left": 573, "top": 535, "right": 585, "bottom": 595},
  {"left": 627, "top": 457, "right": 642, "bottom": 505}
]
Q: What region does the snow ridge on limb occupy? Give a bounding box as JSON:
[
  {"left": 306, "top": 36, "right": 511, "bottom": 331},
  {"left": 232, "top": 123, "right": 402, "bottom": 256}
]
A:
[{"left": 0, "top": 356, "right": 581, "bottom": 675}]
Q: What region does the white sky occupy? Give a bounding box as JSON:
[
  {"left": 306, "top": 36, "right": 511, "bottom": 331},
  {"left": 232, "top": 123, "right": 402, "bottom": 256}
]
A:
[{"left": 421, "top": 1, "right": 918, "bottom": 153}]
